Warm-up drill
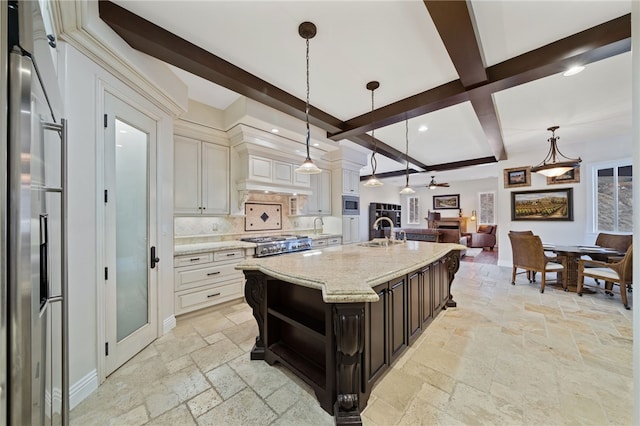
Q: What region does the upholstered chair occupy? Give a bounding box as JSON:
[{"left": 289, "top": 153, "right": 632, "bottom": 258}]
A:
[
  {"left": 578, "top": 245, "right": 633, "bottom": 309},
  {"left": 467, "top": 225, "right": 497, "bottom": 250},
  {"left": 508, "top": 233, "right": 567, "bottom": 293}
]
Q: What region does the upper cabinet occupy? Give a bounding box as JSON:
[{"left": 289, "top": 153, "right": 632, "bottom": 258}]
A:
[
  {"left": 306, "top": 170, "right": 331, "bottom": 215},
  {"left": 174, "top": 135, "right": 229, "bottom": 215},
  {"left": 342, "top": 169, "right": 360, "bottom": 194}
]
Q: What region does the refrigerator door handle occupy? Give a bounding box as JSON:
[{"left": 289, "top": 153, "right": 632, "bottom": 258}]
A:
[{"left": 150, "top": 246, "right": 160, "bottom": 269}]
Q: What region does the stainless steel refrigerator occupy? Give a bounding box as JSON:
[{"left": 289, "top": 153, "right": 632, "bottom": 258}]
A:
[{"left": 2, "top": 1, "right": 68, "bottom": 425}]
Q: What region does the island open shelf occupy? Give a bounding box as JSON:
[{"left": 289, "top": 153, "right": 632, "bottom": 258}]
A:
[{"left": 237, "top": 241, "right": 463, "bottom": 425}]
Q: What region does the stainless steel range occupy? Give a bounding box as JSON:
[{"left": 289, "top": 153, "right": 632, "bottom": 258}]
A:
[{"left": 241, "top": 235, "right": 312, "bottom": 257}]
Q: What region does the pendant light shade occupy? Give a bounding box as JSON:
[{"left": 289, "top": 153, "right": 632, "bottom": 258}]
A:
[
  {"left": 364, "top": 81, "right": 383, "bottom": 187},
  {"left": 295, "top": 22, "right": 322, "bottom": 175},
  {"left": 399, "top": 118, "right": 415, "bottom": 195},
  {"left": 531, "top": 126, "right": 581, "bottom": 178}
]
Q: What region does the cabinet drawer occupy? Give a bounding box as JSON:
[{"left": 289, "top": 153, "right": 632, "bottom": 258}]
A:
[
  {"left": 174, "top": 253, "right": 214, "bottom": 267},
  {"left": 176, "top": 280, "right": 243, "bottom": 315},
  {"left": 213, "top": 249, "right": 244, "bottom": 262},
  {"left": 327, "top": 237, "right": 342, "bottom": 246},
  {"left": 176, "top": 263, "right": 241, "bottom": 291},
  {"left": 313, "top": 239, "right": 328, "bottom": 248}
]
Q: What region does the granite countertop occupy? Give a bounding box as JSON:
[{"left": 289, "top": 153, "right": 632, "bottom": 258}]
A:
[
  {"left": 235, "top": 241, "right": 466, "bottom": 303},
  {"left": 174, "top": 241, "right": 257, "bottom": 256}
]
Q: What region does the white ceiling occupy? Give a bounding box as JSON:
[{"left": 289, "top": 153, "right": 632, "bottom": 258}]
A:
[{"left": 109, "top": 0, "right": 632, "bottom": 187}]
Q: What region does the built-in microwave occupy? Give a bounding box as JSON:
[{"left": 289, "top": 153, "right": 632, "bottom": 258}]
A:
[{"left": 342, "top": 195, "right": 360, "bottom": 215}]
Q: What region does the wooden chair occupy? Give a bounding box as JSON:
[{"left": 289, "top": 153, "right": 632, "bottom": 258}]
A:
[
  {"left": 508, "top": 230, "right": 535, "bottom": 281},
  {"left": 508, "top": 233, "right": 567, "bottom": 293},
  {"left": 577, "top": 245, "right": 633, "bottom": 309}
]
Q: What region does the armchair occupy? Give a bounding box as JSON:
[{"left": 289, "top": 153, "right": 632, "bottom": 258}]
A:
[{"left": 467, "top": 225, "right": 497, "bottom": 250}]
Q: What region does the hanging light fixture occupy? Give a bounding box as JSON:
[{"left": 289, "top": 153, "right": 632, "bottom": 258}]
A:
[
  {"left": 295, "top": 22, "right": 322, "bottom": 175},
  {"left": 531, "top": 126, "right": 581, "bottom": 178},
  {"left": 364, "top": 81, "right": 383, "bottom": 187},
  {"left": 399, "top": 118, "right": 415, "bottom": 195}
]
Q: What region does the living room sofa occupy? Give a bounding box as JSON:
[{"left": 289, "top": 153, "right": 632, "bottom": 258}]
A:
[{"left": 467, "top": 225, "right": 497, "bottom": 250}]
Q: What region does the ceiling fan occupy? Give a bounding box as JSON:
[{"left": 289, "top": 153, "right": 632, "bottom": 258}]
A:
[{"left": 427, "top": 175, "right": 450, "bottom": 189}]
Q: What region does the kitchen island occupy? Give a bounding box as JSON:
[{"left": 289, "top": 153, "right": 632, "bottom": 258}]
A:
[{"left": 236, "top": 241, "right": 464, "bottom": 425}]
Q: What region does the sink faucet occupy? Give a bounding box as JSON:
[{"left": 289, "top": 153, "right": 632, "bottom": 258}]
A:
[
  {"left": 398, "top": 230, "right": 407, "bottom": 242},
  {"left": 373, "top": 216, "right": 395, "bottom": 241},
  {"left": 313, "top": 217, "right": 324, "bottom": 234}
]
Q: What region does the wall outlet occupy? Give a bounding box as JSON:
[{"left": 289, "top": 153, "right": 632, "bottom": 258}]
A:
[{"left": 212, "top": 223, "right": 218, "bottom": 231}]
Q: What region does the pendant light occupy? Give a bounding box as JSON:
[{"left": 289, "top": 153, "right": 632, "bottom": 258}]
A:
[
  {"left": 364, "top": 81, "right": 383, "bottom": 187},
  {"left": 399, "top": 118, "right": 415, "bottom": 195},
  {"left": 295, "top": 22, "right": 322, "bottom": 175},
  {"left": 531, "top": 126, "right": 581, "bottom": 177}
]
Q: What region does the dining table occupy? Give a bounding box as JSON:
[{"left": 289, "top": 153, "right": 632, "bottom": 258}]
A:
[{"left": 542, "top": 244, "right": 626, "bottom": 291}]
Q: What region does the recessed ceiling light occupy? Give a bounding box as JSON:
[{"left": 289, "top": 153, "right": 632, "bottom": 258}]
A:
[
  {"left": 562, "top": 66, "right": 584, "bottom": 77},
  {"left": 271, "top": 128, "right": 279, "bottom": 133},
  {"left": 418, "top": 125, "right": 428, "bottom": 132},
  {"left": 313, "top": 143, "right": 319, "bottom": 147}
]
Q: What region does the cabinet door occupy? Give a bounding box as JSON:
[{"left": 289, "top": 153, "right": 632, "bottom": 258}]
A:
[
  {"left": 421, "top": 265, "right": 433, "bottom": 326},
  {"left": 439, "top": 258, "right": 450, "bottom": 309},
  {"left": 366, "top": 283, "right": 388, "bottom": 385},
  {"left": 389, "top": 276, "right": 407, "bottom": 363},
  {"left": 174, "top": 136, "right": 202, "bottom": 214},
  {"left": 432, "top": 261, "right": 442, "bottom": 313},
  {"left": 249, "top": 155, "right": 273, "bottom": 181},
  {"left": 202, "top": 142, "right": 229, "bottom": 214},
  {"left": 342, "top": 216, "right": 360, "bottom": 244},
  {"left": 273, "top": 160, "right": 293, "bottom": 185},
  {"left": 408, "top": 270, "right": 422, "bottom": 344},
  {"left": 294, "top": 169, "right": 311, "bottom": 187},
  {"left": 318, "top": 170, "right": 331, "bottom": 214},
  {"left": 342, "top": 169, "right": 359, "bottom": 194},
  {"left": 308, "top": 170, "right": 331, "bottom": 215}
]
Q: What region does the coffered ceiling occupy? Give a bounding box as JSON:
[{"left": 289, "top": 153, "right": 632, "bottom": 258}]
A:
[{"left": 99, "top": 0, "right": 632, "bottom": 187}]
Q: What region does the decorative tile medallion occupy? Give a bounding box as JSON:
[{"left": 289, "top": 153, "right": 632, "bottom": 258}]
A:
[{"left": 245, "top": 203, "right": 282, "bottom": 231}]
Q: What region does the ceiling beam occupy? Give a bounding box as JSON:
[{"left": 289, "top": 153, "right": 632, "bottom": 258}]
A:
[
  {"left": 360, "top": 155, "right": 498, "bottom": 181},
  {"left": 329, "top": 14, "right": 631, "bottom": 148}
]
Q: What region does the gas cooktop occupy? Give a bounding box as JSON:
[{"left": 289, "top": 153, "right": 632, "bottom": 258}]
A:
[{"left": 240, "top": 235, "right": 312, "bottom": 257}]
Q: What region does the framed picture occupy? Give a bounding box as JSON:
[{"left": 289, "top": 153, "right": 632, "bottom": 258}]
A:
[
  {"left": 511, "top": 188, "right": 574, "bottom": 221},
  {"left": 547, "top": 167, "right": 580, "bottom": 185},
  {"left": 433, "top": 194, "right": 460, "bottom": 210},
  {"left": 504, "top": 166, "right": 531, "bottom": 188}
]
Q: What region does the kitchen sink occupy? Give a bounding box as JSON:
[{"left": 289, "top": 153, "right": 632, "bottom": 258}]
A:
[{"left": 358, "top": 238, "right": 405, "bottom": 247}]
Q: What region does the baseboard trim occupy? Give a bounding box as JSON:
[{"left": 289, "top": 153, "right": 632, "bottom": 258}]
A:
[
  {"left": 163, "top": 315, "right": 176, "bottom": 335},
  {"left": 70, "top": 369, "right": 98, "bottom": 410}
]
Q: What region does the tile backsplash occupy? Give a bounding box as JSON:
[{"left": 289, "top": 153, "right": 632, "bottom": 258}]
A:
[{"left": 174, "top": 193, "right": 326, "bottom": 244}]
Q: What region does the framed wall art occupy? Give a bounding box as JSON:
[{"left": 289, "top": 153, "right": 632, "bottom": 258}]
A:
[
  {"left": 547, "top": 167, "right": 580, "bottom": 185},
  {"left": 504, "top": 166, "right": 531, "bottom": 188},
  {"left": 511, "top": 188, "right": 574, "bottom": 221},
  {"left": 433, "top": 194, "right": 460, "bottom": 210}
]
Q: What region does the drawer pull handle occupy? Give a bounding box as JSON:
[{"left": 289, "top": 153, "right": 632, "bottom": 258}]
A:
[
  {"left": 226, "top": 253, "right": 236, "bottom": 257},
  {"left": 207, "top": 271, "right": 221, "bottom": 276},
  {"left": 190, "top": 257, "right": 201, "bottom": 262},
  {"left": 207, "top": 292, "right": 221, "bottom": 298}
]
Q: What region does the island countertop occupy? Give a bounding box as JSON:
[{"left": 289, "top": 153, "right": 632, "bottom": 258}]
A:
[{"left": 235, "top": 241, "right": 466, "bottom": 303}]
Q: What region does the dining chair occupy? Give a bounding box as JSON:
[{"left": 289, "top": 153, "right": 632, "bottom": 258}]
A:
[
  {"left": 577, "top": 245, "right": 633, "bottom": 309},
  {"left": 508, "top": 230, "right": 535, "bottom": 282},
  {"left": 508, "top": 233, "right": 567, "bottom": 293}
]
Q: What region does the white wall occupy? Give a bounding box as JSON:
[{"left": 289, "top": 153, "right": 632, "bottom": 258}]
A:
[
  {"left": 60, "top": 42, "right": 175, "bottom": 397},
  {"left": 496, "top": 133, "right": 632, "bottom": 267}
]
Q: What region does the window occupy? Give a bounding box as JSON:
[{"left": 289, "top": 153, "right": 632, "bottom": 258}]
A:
[
  {"left": 407, "top": 196, "right": 419, "bottom": 225},
  {"left": 478, "top": 191, "right": 495, "bottom": 225},
  {"left": 594, "top": 162, "right": 632, "bottom": 232}
]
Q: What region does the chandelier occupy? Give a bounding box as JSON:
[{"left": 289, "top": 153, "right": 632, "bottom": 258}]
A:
[
  {"left": 363, "top": 81, "right": 383, "bottom": 187},
  {"left": 399, "top": 118, "right": 415, "bottom": 195},
  {"left": 294, "top": 22, "right": 322, "bottom": 174},
  {"left": 530, "top": 126, "right": 581, "bottom": 177}
]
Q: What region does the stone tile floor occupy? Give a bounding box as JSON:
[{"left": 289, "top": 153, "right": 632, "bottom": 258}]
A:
[{"left": 71, "top": 261, "right": 633, "bottom": 425}]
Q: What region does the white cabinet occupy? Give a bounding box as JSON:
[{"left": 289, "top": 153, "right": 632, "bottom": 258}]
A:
[
  {"left": 174, "top": 135, "right": 229, "bottom": 215},
  {"left": 246, "top": 154, "right": 311, "bottom": 189},
  {"left": 342, "top": 169, "right": 360, "bottom": 194},
  {"left": 174, "top": 248, "right": 248, "bottom": 315},
  {"left": 312, "top": 235, "right": 342, "bottom": 248},
  {"left": 342, "top": 216, "right": 360, "bottom": 244},
  {"left": 307, "top": 170, "right": 331, "bottom": 215}
]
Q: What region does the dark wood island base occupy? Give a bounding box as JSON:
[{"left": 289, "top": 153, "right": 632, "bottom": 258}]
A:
[{"left": 243, "top": 250, "right": 461, "bottom": 424}]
